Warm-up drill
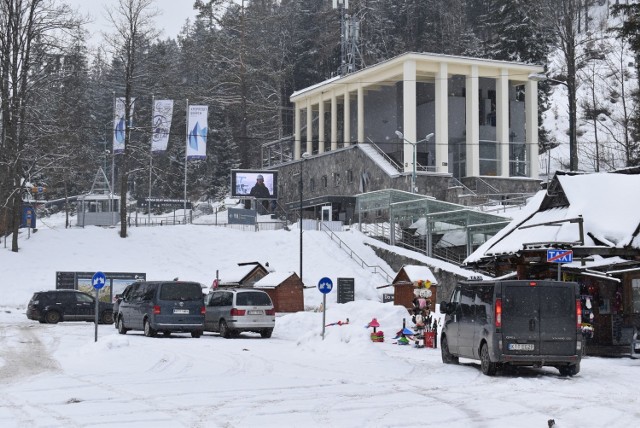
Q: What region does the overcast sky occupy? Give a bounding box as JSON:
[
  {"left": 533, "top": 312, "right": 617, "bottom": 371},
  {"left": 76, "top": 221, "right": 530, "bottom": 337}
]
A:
[{"left": 66, "top": 0, "right": 199, "bottom": 48}]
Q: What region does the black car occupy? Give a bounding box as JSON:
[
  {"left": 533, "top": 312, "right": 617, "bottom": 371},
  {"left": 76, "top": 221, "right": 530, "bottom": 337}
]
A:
[{"left": 26, "top": 290, "right": 114, "bottom": 324}]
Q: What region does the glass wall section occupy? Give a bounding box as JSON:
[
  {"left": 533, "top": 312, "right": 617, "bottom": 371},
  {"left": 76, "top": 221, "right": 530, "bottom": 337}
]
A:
[
  {"left": 509, "top": 85, "right": 528, "bottom": 177},
  {"left": 478, "top": 78, "right": 498, "bottom": 176},
  {"left": 479, "top": 140, "right": 498, "bottom": 175}
]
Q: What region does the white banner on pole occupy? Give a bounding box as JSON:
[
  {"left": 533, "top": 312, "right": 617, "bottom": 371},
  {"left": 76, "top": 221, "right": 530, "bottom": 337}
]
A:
[
  {"left": 113, "top": 97, "right": 135, "bottom": 154},
  {"left": 151, "top": 99, "right": 174, "bottom": 152},
  {"left": 186, "top": 105, "right": 208, "bottom": 160}
]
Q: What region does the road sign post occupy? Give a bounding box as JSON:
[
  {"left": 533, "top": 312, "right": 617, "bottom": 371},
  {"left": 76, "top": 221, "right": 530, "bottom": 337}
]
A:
[
  {"left": 547, "top": 250, "right": 573, "bottom": 281},
  {"left": 92, "top": 271, "right": 106, "bottom": 342},
  {"left": 318, "top": 277, "right": 333, "bottom": 340}
]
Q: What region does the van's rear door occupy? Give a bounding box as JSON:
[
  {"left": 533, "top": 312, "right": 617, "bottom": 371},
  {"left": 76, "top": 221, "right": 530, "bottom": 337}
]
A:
[
  {"left": 537, "top": 282, "right": 577, "bottom": 356},
  {"left": 502, "top": 281, "right": 577, "bottom": 356},
  {"left": 502, "top": 282, "right": 541, "bottom": 355}
]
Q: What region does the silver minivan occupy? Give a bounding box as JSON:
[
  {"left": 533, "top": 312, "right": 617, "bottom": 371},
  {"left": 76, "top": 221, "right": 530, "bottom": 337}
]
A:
[{"left": 204, "top": 288, "right": 275, "bottom": 338}]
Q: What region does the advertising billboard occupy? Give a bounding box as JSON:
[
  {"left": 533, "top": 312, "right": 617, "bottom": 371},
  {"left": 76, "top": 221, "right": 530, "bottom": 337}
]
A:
[{"left": 231, "top": 170, "right": 278, "bottom": 200}]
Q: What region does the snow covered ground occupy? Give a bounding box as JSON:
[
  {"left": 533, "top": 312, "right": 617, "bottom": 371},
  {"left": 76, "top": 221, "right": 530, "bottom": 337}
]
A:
[{"left": 1, "top": 212, "right": 639, "bottom": 427}]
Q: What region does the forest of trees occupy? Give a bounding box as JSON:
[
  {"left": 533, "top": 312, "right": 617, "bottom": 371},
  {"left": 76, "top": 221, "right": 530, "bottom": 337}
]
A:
[{"left": 1, "top": 0, "right": 639, "bottom": 250}]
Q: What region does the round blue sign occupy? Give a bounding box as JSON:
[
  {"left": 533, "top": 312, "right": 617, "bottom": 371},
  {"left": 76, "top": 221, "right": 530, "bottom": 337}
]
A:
[
  {"left": 92, "top": 271, "right": 106, "bottom": 290},
  {"left": 318, "top": 277, "right": 333, "bottom": 294}
]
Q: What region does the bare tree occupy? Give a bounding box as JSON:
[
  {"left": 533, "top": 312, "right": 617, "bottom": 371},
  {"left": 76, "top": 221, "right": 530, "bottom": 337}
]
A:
[
  {"left": 104, "top": 0, "right": 159, "bottom": 238},
  {"left": 0, "top": 0, "right": 79, "bottom": 252}
]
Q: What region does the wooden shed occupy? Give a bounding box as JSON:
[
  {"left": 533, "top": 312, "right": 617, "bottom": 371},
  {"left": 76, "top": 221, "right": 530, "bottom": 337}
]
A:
[
  {"left": 254, "top": 271, "right": 304, "bottom": 313},
  {"left": 391, "top": 265, "right": 438, "bottom": 311}
]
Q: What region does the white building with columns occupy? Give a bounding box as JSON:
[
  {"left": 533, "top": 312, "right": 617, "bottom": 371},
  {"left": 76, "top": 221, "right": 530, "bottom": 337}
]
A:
[{"left": 288, "top": 52, "right": 544, "bottom": 182}]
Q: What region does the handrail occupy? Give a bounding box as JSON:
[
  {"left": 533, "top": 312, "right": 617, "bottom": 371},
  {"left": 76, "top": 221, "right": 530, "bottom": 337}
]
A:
[
  {"left": 319, "top": 222, "right": 394, "bottom": 283},
  {"left": 362, "top": 142, "right": 404, "bottom": 173},
  {"left": 474, "top": 177, "right": 502, "bottom": 195}
]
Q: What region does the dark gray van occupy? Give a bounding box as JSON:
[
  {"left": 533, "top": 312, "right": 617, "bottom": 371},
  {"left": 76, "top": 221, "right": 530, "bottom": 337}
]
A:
[
  {"left": 116, "top": 281, "right": 205, "bottom": 337},
  {"left": 439, "top": 279, "right": 582, "bottom": 376}
]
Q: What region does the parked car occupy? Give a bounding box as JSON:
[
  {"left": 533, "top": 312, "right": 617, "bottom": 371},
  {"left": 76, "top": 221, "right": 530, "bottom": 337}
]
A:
[
  {"left": 439, "top": 279, "right": 582, "bottom": 376},
  {"left": 26, "top": 290, "right": 114, "bottom": 324},
  {"left": 115, "top": 280, "right": 205, "bottom": 337},
  {"left": 204, "top": 288, "right": 275, "bottom": 338}
]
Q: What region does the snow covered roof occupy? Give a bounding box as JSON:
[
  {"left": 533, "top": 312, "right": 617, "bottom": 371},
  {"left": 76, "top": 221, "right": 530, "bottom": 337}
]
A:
[
  {"left": 220, "top": 264, "right": 264, "bottom": 283},
  {"left": 398, "top": 265, "right": 438, "bottom": 285},
  {"left": 466, "top": 171, "right": 640, "bottom": 263},
  {"left": 253, "top": 271, "right": 299, "bottom": 289}
]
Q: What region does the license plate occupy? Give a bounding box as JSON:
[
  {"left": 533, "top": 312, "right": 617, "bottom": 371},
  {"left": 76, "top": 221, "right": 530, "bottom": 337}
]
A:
[
  {"left": 248, "top": 310, "right": 263, "bottom": 315},
  {"left": 508, "top": 343, "right": 534, "bottom": 351},
  {"left": 173, "top": 309, "right": 189, "bottom": 314}
]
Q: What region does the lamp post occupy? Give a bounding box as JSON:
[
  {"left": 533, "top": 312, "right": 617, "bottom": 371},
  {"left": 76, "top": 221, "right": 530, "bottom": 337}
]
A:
[
  {"left": 299, "top": 152, "right": 311, "bottom": 283},
  {"left": 395, "top": 131, "right": 434, "bottom": 193},
  {"left": 529, "top": 72, "right": 577, "bottom": 172}
]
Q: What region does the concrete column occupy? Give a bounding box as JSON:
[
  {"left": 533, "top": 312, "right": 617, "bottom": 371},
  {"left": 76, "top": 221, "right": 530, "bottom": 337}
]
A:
[
  {"left": 344, "top": 86, "right": 351, "bottom": 146},
  {"left": 525, "top": 80, "right": 539, "bottom": 178},
  {"left": 294, "top": 103, "right": 301, "bottom": 160},
  {"left": 357, "top": 84, "right": 364, "bottom": 144},
  {"left": 466, "top": 65, "right": 480, "bottom": 177},
  {"left": 306, "top": 99, "right": 313, "bottom": 155},
  {"left": 435, "top": 62, "right": 449, "bottom": 173},
  {"left": 403, "top": 60, "right": 417, "bottom": 173},
  {"left": 318, "top": 98, "right": 325, "bottom": 154},
  {"left": 331, "top": 93, "right": 338, "bottom": 151},
  {"left": 496, "top": 68, "right": 510, "bottom": 177}
]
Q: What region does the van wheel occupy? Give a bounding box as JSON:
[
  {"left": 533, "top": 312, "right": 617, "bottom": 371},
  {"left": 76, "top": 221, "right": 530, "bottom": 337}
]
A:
[
  {"left": 441, "top": 336, "right": 459, "bottom": 364},
  {"left": 144, "top": 319, "right": 157, "bottom": 337},
  {"left": 45, "top": 311, "right": 61, "bottom": 324},
  {"left": 117, "top": 317, "right": 128, "bottom": 334},
  {"left": 261, "top": 328, "right": 273, "bottom": 338},
  {"left": 559, "top": 363, "right": 580, "bottom": 376},
  {"left": 219, "top": 320, "right": 231, "bottom": 338},
  {"left": 191, "top": 331, "right": 202, "bottom": 338},
  {"left": 480, "top": 343, "right": 497, "bottom": 376},
  {"left": 163, "top": 331, "right": 172, "bottom": 337}
]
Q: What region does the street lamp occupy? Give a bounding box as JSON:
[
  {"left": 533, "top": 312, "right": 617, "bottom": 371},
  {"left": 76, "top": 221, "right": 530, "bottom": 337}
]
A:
[
  {"left": 395, "top": 131, "right": 434, "bottom": 193},
  {"left": 299, "top": 152, "right": 311, "bottom": 283},
  {"left": 529, "top": 72, "right": 578, "bottom": 172}
]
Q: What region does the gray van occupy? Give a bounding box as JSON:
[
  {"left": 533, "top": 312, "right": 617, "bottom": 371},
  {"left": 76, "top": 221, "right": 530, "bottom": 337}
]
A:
[
  {"left": 116, "top": 281, "right": 205, "bottom": 337},
  {"left": 439, "top": 279, "right": 582, "bottom": 376}
]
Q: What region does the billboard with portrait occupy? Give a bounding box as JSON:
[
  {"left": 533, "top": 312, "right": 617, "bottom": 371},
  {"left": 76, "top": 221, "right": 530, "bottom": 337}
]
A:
[{"left": 231, "top": 170, "right": 278, "bottom": 200}]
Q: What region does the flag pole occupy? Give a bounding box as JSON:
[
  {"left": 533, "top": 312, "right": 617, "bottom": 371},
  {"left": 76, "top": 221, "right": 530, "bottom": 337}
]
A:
[
  {"left": 148, "top": 95, "right": 154, "bottom": 226},
  {"left": 111, "top": 91, "right": 116, "bottom": 225},
  {"left": 184, "top": 99, "right": 189, "bottom": 224}
]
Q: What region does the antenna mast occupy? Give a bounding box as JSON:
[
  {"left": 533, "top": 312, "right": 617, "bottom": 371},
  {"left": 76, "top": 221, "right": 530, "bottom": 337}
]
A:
[{"left": 333, "top": 0, "right": 361, "bottom": 76}]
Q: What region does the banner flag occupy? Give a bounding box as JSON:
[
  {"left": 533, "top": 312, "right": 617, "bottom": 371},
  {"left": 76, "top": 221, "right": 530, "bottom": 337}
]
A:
[
  {"left": 151, "top": 99, "right": 174, "bottom": 152},
  {"left": 113, "top": 97, "right": 135, "bottom": 154},
  {"left": 186, "top": 105, "right": 208, "bottom": 159}
]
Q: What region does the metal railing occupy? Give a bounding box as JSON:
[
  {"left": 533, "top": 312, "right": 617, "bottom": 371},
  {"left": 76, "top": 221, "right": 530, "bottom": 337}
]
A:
[
  {"left": 362, "top": 142, "right": 404, "bottom": 173},
  {"left": 319, "top": 222, "right": 394, "bottom": 283}
]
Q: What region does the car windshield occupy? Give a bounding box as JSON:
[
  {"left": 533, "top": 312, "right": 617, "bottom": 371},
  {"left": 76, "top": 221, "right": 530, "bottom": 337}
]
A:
[
  {"left": 159, "top": 282, "right": 203, "bottom": 301},
  {"left": 236, "top": 292, "right": 272, "bottom": 306}
]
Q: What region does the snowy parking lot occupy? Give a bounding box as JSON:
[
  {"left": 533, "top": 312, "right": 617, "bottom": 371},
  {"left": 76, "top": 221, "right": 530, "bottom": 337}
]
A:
[{"left": 1, "top": 302, "right": 639, "bottom": 428}]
